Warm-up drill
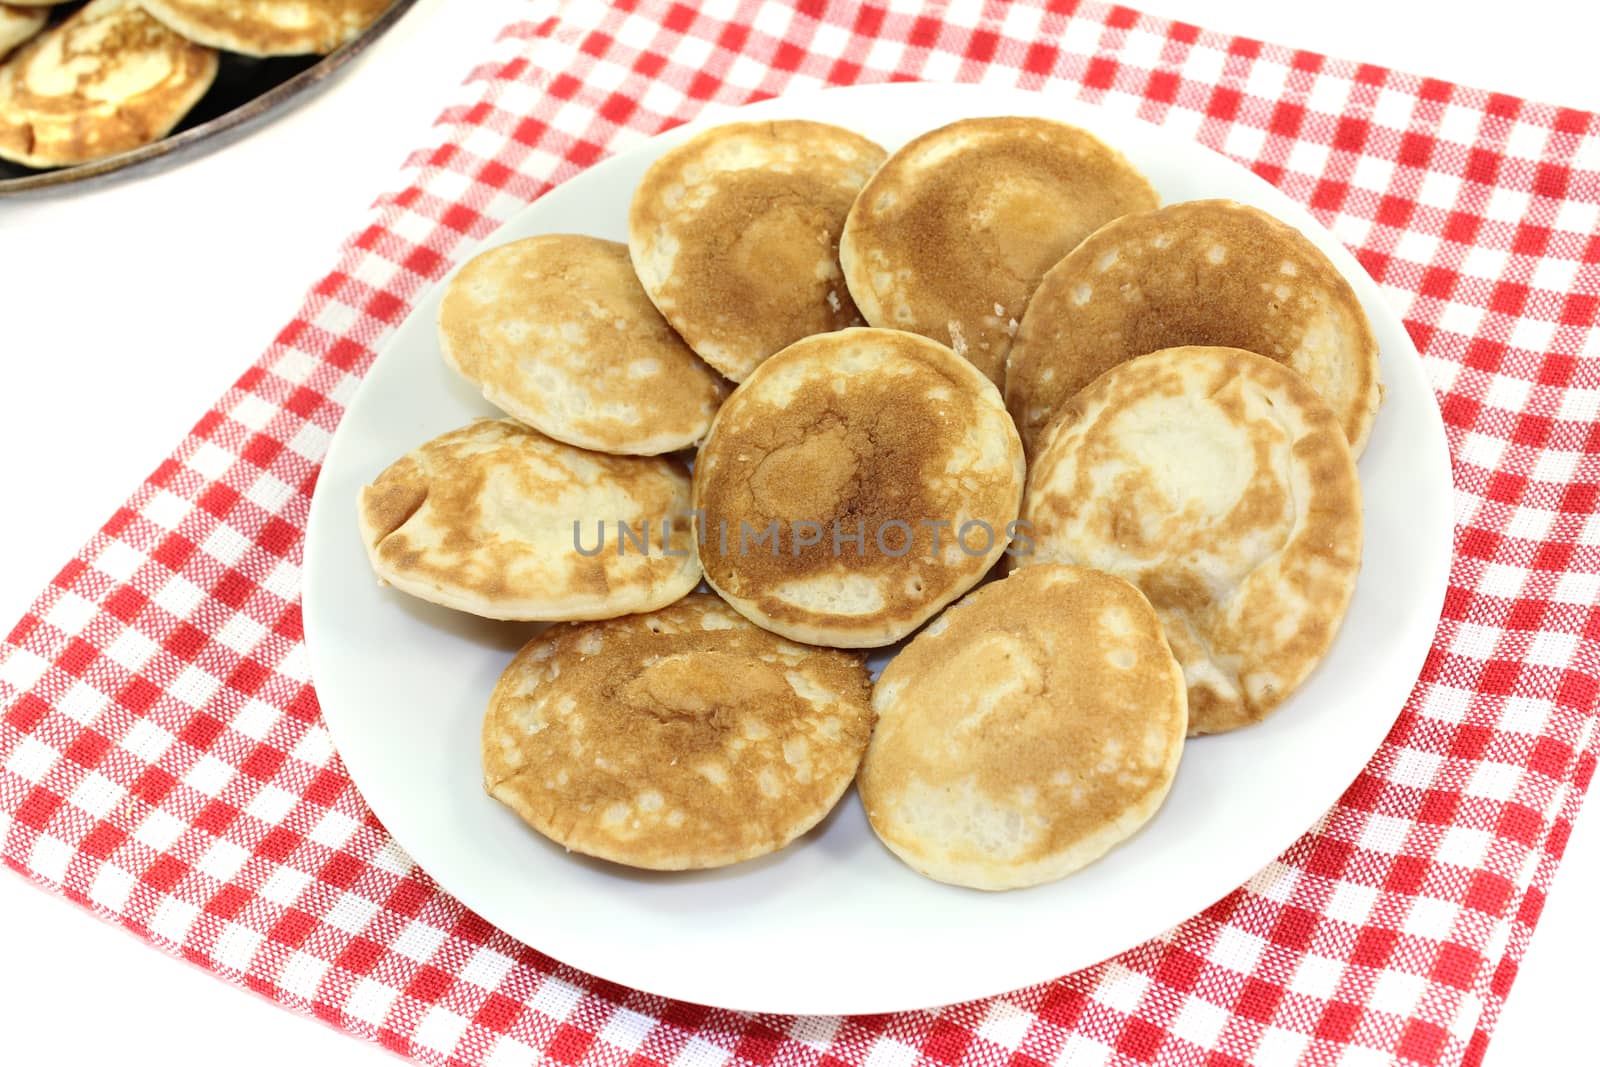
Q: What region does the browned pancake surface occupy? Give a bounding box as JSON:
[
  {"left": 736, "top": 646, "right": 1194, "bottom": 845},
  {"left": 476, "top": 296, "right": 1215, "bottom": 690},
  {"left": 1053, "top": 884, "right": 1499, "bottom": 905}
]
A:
[
  {"left": 628, "top": 120, "right": 887, "bottom": 381},
  {"left": 1005, "top": 199, "right": 1380, "bottom": 456},
  {"left": 0, "top": 0, "right": 218, "bottom": 168},
  {"left": 358, "top": 418, "right": 700, "bottom": 621},
  {"left": 1021, "top": 346, "right": 1362, "bottom": 733},
  {"left": 693, "top": 328, "right": 1024, "bottom": 647},
  {"left": 483, "top": 594, "right": 874, "bottom": 870},
  {"left": 840, "top": 116, "right": 1158, "bottom": 385},
  {"left": 140, "top": 0, "right": 389, "bottom": 55},
  {"left": 438, "top": 235, "right": 729, "bottom": 456},
  {"left": 859, "top": 563, "right": 1186, "bottom": 890}
]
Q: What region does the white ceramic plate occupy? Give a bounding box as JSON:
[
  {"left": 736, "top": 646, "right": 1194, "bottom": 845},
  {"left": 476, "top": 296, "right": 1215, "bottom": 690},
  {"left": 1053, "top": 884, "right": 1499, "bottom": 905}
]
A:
[{"left": 303, "top": 83, "right": 1453, "bottom": 1015}]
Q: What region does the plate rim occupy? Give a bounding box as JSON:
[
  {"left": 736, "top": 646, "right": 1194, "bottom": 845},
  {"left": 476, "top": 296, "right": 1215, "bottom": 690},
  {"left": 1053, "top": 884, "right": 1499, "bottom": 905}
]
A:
[{"left": 303, "top": 80, "right": 1456, "bottom": 1015}]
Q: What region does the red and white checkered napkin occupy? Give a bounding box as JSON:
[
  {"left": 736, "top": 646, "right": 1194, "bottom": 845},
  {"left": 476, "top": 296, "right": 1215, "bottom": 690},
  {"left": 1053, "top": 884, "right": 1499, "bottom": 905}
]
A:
[{"left": 2, "top": 1, "right": 1597, "bottom": 1064}]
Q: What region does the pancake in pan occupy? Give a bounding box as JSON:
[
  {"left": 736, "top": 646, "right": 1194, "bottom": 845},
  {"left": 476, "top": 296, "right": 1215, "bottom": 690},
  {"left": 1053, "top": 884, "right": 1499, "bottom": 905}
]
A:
[
  {"left": 858, "top": 563, "right": 1186, "bottom": 890},
  {"left": 0, "top": 0, "right": 218, "bottom": 169},
  {"left": 0, "top": 6, "right": 47, "bottom": 61},
  {"left": 483, "top": 594, "right": 874, "bottom": 870},
  {"left": 357, "top": 418, "right": 701, "bottom": 621},
  {"left": 839, "top": 116, "right": 1159, "bottom": 386},
  {"left": 693, "top": 327, "right": 1025, "bottom": 648},
  {"left": 1020, "top": 346, "right": 1363, "bottom": 735},
  {"left": 138, "top": 0, "right": 389, "bottom": 56},
  {"left": 438, "top": 235, "right": 730, "bottom": 456},
  {"left": 628, "top": 120, "right": 887, "bottom": 382},
  {"left": 1005, "top": 199, "right": 1382, "bottom": 457}
]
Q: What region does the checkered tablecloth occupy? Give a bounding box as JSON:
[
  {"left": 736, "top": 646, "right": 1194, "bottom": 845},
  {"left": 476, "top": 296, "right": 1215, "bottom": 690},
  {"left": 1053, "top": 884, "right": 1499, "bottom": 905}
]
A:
[{"left": 2, "top": 1, "right": 1597, "bottom": 1064}]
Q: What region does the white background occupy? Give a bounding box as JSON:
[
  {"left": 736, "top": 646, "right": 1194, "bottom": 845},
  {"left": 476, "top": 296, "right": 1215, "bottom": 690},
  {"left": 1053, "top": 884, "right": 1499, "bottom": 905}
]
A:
[{"left": 0, "top": 0, "right": 1593, "bottom": 1062}]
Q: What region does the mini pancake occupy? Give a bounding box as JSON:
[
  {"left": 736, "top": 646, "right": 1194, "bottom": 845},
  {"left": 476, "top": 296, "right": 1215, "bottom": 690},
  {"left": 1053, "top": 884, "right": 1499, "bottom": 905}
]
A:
[
  {"left": 138, "top": 0, "right": 389, "bottom": 56},
  {"left": 483, "top": 594, "right": 874, "bottom": 870},
  {"left": 859, "top": 563, "right": 1186, "bottom": 891},
  {"left": 0, "top": 0, "right": 218, "bottom": 169},
  {"left": 438, "top": 235, "right": 730, "bottom": 456},
  {"left": 0, "top": 6, "right": 47, "bottom": 62},
  {"left": 693, "top": 327, "right": 1024, "bottom": 648},
  {"left": 1005, "top": 199, "right": 1381, "bottom": 457},
  {"left": 1020, "top": 346, "right": 1363, "bottom": 735},
  {"left": 839, "top": 116, "right": 1158, "bottom": 386},
  {"left": 357, "top": 418, "right": 700, "bottom": 621},
  {"left": 628, "top": 120, "right": 887, "bottom": 382}
]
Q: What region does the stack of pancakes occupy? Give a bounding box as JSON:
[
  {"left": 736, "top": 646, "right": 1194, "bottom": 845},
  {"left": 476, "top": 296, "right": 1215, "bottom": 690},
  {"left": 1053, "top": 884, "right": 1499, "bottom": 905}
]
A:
[
  {"left": 358, "top": 115, "right": 1379, "bottom": 891},
  {"left": 0, "top": 0, "right": 391, "bottom": 169}
]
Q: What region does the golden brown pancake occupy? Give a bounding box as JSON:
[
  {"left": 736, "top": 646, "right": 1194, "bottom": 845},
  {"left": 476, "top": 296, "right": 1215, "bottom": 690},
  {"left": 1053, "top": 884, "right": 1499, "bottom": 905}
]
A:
[
  {"left": 1005, "top": 199, "right": 1381, "bottom": 457},
  {"left": 357, "top": 418, "right": 700, "bottom": 621},
  {"left": 0, "top": 6, "right": 47, "bottom": 62},
  {"left": 0, "top": 0, "right": 218, "bottom": 169},
  {"left": 1020, "top": 346, "right": 1363, "bottom": 734},
  {"left": 859, "top": 563, "right": 1186, "bottom": 890},
  {"left": 839, "top": 116, "right": 1158, "bottom": 386},
  {"left": 483, "top": 594, "right": 874, "bottom": 870},
  {"left": 628, "top": 120, "right": 887, "bottom": 382},
  {"left": 438, "top": 235, "right": 730, "bottom": 456},
  {"left": 138, "top": 0, "right": 389, "bottom": 56},
  {"left": 693, "top": 327, "right": 1025, "bottom": 648}
]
